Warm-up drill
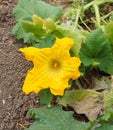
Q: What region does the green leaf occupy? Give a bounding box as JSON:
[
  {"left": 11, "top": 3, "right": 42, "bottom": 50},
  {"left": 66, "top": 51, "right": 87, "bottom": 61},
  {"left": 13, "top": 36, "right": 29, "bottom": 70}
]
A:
[
  {"left": 22, "top": 15, "right": 56, "bottom": 40},
  {"left": 105, "top": 21, "right": 113, "bottom": 50},
  {"left": 12, "top": 0, "right": 62, "bottom": 43},
  {"left": 93, "top": 109, "right": 113, "bottom": 130},
  {"left": 34, "top": 35, "right": 56, "bottom": 48},
  {"left": 95, "top": 124, "right": 113, "bottom": 130},
  {"left": 99, "top": 109, "right": 113, "bottom": 122},
  {"left": 39, "top": 89, "right": 53, "bottom": 105},
  {"left": 11, "top": 22, "right": 35, "bottom": 44},
  {"left": 80, "top": 29, "right": 113, "bottom": 74},
  {"left": 13, "top": 0, "right": 62, "bottom": 22},
  {"left": 90, "top": 109, "right": 113, "bottom": 130},
  {"left": 25, "top": 105, "right": 90, "bottom": 130}
]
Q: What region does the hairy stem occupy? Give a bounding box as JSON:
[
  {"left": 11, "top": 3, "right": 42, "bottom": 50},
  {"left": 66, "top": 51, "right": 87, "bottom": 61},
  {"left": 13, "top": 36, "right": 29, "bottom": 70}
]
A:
[
  {"left": 73, "top": 7, "right": 81, "bottom": 30},
  {"left": 93, "top": 3, "right": 101, "bottom": 28}
]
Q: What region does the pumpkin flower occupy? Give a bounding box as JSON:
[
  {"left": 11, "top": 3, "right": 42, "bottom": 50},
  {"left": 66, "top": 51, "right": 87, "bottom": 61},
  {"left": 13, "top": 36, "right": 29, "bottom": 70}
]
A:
[{"left": 19, "top": 37, "right": 81, "bottom": 96}]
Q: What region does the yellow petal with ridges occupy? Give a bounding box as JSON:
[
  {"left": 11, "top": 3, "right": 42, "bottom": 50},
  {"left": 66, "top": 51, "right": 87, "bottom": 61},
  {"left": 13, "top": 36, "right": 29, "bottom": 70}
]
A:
[{"left": 20, "top": 37, "right": 81, "bottom": 96}]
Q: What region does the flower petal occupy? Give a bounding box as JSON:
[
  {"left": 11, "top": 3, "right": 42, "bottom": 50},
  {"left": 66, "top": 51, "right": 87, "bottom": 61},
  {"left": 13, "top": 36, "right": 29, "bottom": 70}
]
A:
[
  {"left": 50, "top": 79, "right": 70, "bottom": 96},
  {"left": 19, "top": 47, "right": 39, "bottom": 61},
  {"left": 51, "top": 37, "right": 74, "bottom": 59},
  {"left": 22, "top": 67, "right": 50, "bottom": 94},
  {"left": 20, "top": 37, "right": 81, "bottom": 96},
  {"left": 62, "top": 57, "right": 81, "bottom": 79}
]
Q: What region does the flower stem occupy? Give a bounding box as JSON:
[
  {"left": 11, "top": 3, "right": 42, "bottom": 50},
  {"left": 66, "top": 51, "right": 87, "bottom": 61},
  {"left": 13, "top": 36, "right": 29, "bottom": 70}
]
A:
[
  {"left": 93, "top": 3, "right": 101, "bottom": 28},
  {"left": 83, "top": 1, "right": 93, "bottom": 10},
  {"left": 80, "top": 17, "right": 91, "bottom": 31},
  {"left": 73, "top": 7, "right": 81, "bottom": 30},
  {"left": 76, "top": 79, "right": 83, "bottom": 89},
  {"left": 101, "top": 11, "right": 113, "bottom": 20}
]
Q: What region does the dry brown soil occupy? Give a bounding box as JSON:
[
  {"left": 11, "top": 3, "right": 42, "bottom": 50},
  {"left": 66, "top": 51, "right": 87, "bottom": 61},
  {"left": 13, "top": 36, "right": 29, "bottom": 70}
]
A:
[
  {"left": 0, "top": 0, "right": 40, "bottom": 130},
  {"left": 1, "top": 0, "right": 112, "bottom": 130},
  {"left": 0, "top": 0, "right": 70, "bottom": 129}
]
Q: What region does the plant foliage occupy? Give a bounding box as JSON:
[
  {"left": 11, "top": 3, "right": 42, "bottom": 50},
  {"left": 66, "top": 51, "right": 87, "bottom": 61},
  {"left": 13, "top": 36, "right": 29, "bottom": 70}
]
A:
[
  {"left": 12, "top": 0, "right": 62, "bottom": 44},
  {"left": 24, "top": 106, "right": 90, "bottom": 130},
  {"left": 12, "top": 0, "right": 113, "bottom": 130},
  {"left": 80, "top": 29, "right": 113, "bottom": 74}
]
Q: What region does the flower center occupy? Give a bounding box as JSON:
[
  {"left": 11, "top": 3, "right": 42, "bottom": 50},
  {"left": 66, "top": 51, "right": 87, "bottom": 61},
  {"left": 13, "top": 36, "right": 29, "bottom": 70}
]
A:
[{"left": 50, "top": 59, "right": 61, "bottom": 69}]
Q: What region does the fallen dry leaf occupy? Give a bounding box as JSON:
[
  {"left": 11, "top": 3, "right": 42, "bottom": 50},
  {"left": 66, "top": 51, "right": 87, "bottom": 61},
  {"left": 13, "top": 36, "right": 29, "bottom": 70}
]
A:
[{"left": 72, "top": 95, "right": 103, "bottom": 120}]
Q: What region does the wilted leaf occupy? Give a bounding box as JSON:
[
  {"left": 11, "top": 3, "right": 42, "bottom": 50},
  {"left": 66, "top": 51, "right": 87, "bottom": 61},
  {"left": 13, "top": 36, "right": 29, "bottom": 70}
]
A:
[
  {"left": 104, "top": 89, "right": 113, "bottom": 108},
  {"left": 93, "top": 77, "right": 111, "bottom": 91},
  {"left": 74, "top": 97, "right": 103, "bottom": 121},
  {"left": 58, "top": 89, "right": 103, "bottom": 120},
  {"left": 25, "top": 105, "right": 90, "bottom": 130},
  {"left": 80, "top": 29, "right": 113, "bottom": 74}
]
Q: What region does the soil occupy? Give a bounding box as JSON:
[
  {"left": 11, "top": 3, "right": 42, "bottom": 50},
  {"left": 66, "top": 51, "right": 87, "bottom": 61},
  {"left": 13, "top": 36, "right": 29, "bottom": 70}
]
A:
[
  {"left": 0, "top": 0, "right": 112, "bottom": 130},
  {"left": 0, "top": 0, "right": 70, "bottom": 130},
  {"left": 0, "top": 0, "right": 40, "bottom": 130}
]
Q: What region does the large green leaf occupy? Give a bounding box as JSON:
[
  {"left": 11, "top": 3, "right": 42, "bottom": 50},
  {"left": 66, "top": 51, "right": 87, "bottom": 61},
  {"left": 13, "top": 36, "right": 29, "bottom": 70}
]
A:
[
  {"left": 12, "top": 0, "right": 62, "bottom": 43},
  {"left": 13, "top": 0, "right": 62, "bottom": 22},
  {"left": 80, "top": 29, "right": 113, "bottom": 74},
  {"left": 25, "top": 106, "right": 90, "bottom": 130}
]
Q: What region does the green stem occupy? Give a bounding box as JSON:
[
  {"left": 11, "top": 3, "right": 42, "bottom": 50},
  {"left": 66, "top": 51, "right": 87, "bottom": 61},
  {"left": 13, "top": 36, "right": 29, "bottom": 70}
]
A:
[
  {"left": 77, "top": 24, "right": 84, "bottom": 30},
  {"left": 101, "top": 11, "right": 113, "bottom": 20},
  {"left": 101, "top": 19, "right": 107, "bottom": 24},
  {"left": 80, "top": 17, "right": 91, "bottom": 31},
  {"left": 76, "top": 79, "right": 83, "bottom": 89},
  {"left": 93, "top": 3, "right": 101, "bottom": 28},
  {"left": 83, "top": 1, "right": 94, "bottom": 10},
  {"left": 73, "top": 7, "right": 81, "bottom": 30}
]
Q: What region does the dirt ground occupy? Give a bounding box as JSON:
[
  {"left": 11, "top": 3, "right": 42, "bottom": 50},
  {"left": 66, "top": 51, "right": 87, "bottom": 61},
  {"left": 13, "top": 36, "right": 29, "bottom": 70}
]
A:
[
  {"left": 1, "top": 0, "right": 113, "bottom": 130},
  {"left": 0, "top": 0, "right": 69, "bottom": 129},
  {"left": 0, "top": 0, "right": 41, "bottom": 130}
]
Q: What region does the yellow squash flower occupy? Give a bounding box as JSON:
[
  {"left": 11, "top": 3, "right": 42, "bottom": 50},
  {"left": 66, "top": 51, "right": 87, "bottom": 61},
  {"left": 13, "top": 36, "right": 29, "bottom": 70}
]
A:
[{"left": 19, "top": 37, "right": 81, "bottom": 96}]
